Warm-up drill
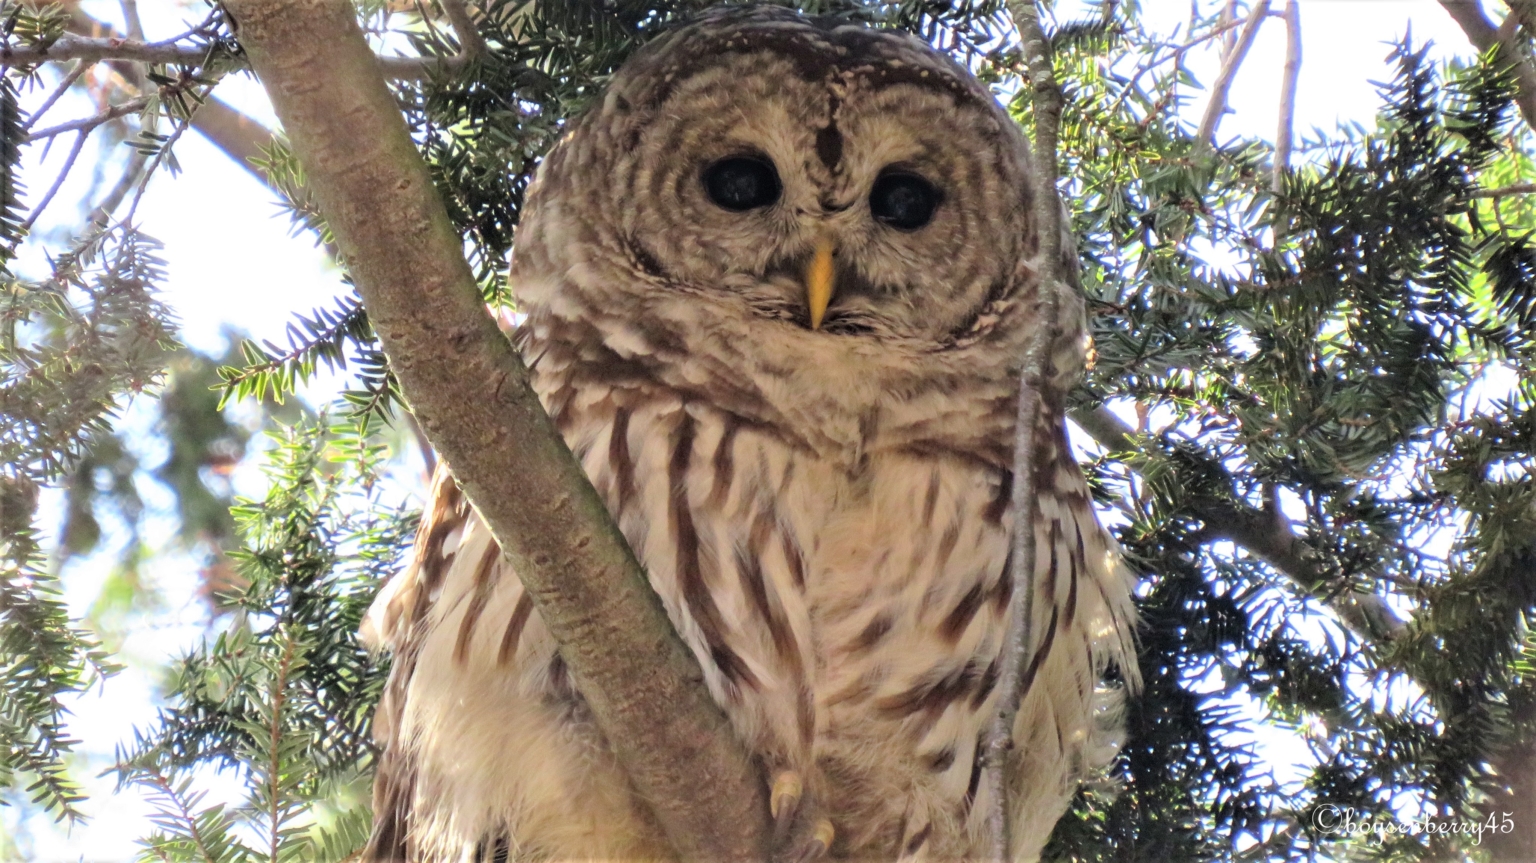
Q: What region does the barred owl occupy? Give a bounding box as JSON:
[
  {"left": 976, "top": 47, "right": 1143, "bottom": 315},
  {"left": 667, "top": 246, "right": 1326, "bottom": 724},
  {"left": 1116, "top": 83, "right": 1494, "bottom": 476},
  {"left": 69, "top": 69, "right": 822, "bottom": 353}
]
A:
[{"left": 361, "top": 6, "right": 1137, "bottom": 861}]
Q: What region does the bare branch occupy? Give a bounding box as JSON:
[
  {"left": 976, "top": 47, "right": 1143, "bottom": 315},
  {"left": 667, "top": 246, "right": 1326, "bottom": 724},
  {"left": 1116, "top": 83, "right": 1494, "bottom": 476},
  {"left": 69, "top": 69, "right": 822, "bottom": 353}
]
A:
[
  {"left": 24, "top": 96, "right": 148, "bottom": 143},
  {"left": 439, "top": 0, "right": 486, "bottom": 60},
  {"left": 1438, "top": 0, "right": 1536, "bottom": 133},
  {"left": 220, "top": 1, "right": 771, "bottom": 861},
  {"left": 21, "top": 132, "right": 88, "bottom": 233},
  {"left": 1273, "top": 0, "right": 1301, "bottom": 193},
  {"left": 0, "top": 33, "right": 460, "bottom": 81},
  {"left": 1194, "top": 0, "right": 1271, "bottom": 155},
  {"left": 1069, "top": 405, "right": 1408, "bottom": 641},
  {"left": 24, "top": 59, "right": 91, "bottom": 132},
  {"left": 992, "top": 1, "right": 1067, "bottom": 857},
  {"left": 1468, "top": 182, "right": 1536, "bottom": 198}
]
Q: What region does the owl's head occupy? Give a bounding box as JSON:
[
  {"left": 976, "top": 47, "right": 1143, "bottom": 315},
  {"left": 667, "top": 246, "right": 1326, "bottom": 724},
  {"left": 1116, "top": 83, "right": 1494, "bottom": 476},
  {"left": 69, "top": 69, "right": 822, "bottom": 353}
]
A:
[{"left": 513, "top": 5, "right": 1076, "bottom": 460}]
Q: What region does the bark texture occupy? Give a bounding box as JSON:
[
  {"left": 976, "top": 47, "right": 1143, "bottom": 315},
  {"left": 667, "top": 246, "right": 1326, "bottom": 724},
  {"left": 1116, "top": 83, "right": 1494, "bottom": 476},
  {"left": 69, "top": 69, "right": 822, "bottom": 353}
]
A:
[{"left": 219, "top": 1, "right": 770, "bottom": 859}]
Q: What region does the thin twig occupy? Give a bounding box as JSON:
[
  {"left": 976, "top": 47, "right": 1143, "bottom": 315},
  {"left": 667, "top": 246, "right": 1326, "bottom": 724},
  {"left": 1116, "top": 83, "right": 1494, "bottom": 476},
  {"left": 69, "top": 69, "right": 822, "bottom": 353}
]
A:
[
  {"left": 87, "top": 149, "right": 149, "bottom": 225},
  {"left": 1216, "top": 0, "right": 1240, "bottom": 56},
  {"left": 991, "top": 1, "right": 1068, "bottom": 858},
  {"left": 1194, "top": 0, "right": 1272, "bottom": 155},
  {"left": 124, "top": 109, "right": 194, "bottom": 225},
  {"left": 20, "top": 131, "right": 88, "bottom": 233},
  {"left": 1107, "top": 17, "right": 1254, "bottom": 119},
  {"left": 1467, "top": 182, "right": 1536, "bottom": 198},
  {"left": 1273, "top": 0, "right": 1301, "bottom": 193},
  {"left": 24, "top": 95, "right": 148, "bottom": 143},
  {"left": 23, "top": 59, "right": 91, "bottom": 132}
]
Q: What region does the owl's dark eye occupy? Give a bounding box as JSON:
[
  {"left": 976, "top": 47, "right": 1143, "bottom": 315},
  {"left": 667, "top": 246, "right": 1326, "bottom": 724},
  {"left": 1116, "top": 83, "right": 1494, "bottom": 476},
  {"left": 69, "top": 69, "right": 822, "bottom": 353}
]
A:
[
  {"left": 703, "top": 156, "right": 781, "bottom": 211},
  {"left": 869, "top": 171, "right": 940, "bottom": 231}
]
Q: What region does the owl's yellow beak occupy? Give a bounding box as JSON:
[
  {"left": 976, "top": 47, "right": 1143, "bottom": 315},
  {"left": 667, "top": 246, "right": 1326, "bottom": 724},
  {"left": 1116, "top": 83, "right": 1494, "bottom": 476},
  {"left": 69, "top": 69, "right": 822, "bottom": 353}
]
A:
[{"left": 806, "top": 236, "right": 836, "bottom": 330}]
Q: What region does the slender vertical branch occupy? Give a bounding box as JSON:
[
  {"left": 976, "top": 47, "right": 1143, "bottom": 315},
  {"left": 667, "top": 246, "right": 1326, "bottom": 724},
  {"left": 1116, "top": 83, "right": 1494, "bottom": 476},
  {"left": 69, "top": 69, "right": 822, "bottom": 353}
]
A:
[
  {"left": 1273, "top": 0, "right": 1301, "bottom": 193},
  {"left": 993, "top": 1, "right": 1067, "bottom": 858},
  {"left": 1194, "top": 0, "right": 1271, "bottom": 154}
]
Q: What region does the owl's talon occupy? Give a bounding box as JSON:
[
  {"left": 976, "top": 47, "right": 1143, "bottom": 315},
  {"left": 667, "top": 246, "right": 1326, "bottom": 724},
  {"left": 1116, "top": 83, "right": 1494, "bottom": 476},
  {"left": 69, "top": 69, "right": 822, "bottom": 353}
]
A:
[
  {"left": 769, "top": 769, "right": 803, "bottom": 835},
  {"left": 798, "top": 818, "right": 834, "bottom": 861}
]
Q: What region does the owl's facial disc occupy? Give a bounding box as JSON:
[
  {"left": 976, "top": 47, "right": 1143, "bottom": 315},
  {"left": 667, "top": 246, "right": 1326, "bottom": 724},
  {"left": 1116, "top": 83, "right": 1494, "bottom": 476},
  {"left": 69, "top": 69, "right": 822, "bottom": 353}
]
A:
[{"left": 525, "top": 6, "right": 1039, "bottom": 352}]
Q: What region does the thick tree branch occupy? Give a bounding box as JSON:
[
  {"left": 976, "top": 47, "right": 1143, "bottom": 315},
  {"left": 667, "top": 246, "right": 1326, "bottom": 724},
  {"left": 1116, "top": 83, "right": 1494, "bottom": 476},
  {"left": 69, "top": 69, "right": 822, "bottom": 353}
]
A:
[
  {"left": 1438, "top": 0, "right": 1536, "bottom": 134},
  {"left": 220, "top": 1, "right": 769, "bottom": 861},
  {"left": 1194, "top": 0, "right": 1271, "bottom": 155},
  {"left": 1070, "top": 405, "right": 1407, "bottom": 642}
]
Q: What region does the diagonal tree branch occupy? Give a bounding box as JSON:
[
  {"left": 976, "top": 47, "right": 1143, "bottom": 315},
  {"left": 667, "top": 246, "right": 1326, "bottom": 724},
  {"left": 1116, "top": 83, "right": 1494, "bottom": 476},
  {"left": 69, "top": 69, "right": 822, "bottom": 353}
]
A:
[
  {"left": 1438, "top": 0, "right": 1536, "bottom": 134},
  {"left": 1070, "top": 405, "right": 1407, "bottom": 642},
  {"left": 219, "top": 1, "right": 770, "bottom": 861},
  {"left": 1194, "top": 0, "right": 1271, "bottom": 155}
]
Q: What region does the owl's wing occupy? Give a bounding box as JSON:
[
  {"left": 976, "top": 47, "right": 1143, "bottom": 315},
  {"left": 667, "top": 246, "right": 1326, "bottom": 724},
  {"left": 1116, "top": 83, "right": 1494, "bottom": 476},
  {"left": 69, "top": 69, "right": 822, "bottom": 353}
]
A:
[
  {"left": 1002, "top": 408, "right": 1140, "bottom": 862},
  {"left": 360, "top": 467, "right": 476, "bottom": 862}
]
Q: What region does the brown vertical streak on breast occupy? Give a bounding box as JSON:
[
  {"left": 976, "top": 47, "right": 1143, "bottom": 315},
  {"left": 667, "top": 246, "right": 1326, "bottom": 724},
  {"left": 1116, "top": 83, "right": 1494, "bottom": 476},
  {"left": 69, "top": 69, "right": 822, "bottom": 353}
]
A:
[
  {"left": 984, "top": 470, "right": 1011, "bottom": 525},
  {"left": 963, "top": 745, "right": 984, "bottom": 814},
  {"left": 969, "top": 658, "right": 999, "bottom": 709},
  {"left": 875, "top": 660, "right": 984, "bottom": 719},
  {"left": 548, "top": 385, "right": 578, "bottom": 434},
  {"left": 848, "top": 614, "right": 893, "bottom": 655},
  {"left": 904, "top": 823, "right": 932, "bottom": 856},
  {"left": 1017, "top": 606, "right": 1059, "bottom": 701},
  {"left": 670, "top": 412, "right": 759, "bottom": 692},
  {"left": 921, "top": 468, "right": 941, "bottom": 526},
  {"left": 608, "top": 405, "right": 635, "bottom": 514},
  {"left": 933, "top": 519, "right": 962, "bottom": 575},
  {"left": 497, "top": 590, "right": 534, "bottom": 666},
  {"left": 781, "top": 531, "right": 807, "bottom": 590},
  {"left": 991, "top": 547, "right": 1014, "bottom": 615},
  {"left": 1063, "top": 522, "right": 1083, "bottom": 629},
  {"left": 735, "top": 511, "right": 802, "bottom": 679},
  {"left": 939, "top": 582, "right": 987, "bottom": 644},
  {"left": 453, "top": 542, "right": 505, "bottom": 664},
  {"left": 707, "top": 413, "right": 741, "bottom": 508}
]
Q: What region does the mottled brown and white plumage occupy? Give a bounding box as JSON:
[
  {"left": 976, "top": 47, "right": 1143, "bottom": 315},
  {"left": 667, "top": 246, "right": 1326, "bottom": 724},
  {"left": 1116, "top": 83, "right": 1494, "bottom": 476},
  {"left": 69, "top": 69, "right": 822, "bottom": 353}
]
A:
[{"left": 361, "top": 7, "right": 1138, "bottom": 861}]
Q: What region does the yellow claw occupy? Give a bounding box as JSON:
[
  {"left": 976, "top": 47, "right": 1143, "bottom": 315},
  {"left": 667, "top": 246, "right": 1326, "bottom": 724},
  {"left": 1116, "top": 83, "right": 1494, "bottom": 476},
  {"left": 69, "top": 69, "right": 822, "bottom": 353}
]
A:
[
  {"left": 805, "top": 236, "right": 835, "bottom": 330},
  {"left": 807, "top": 818, "right": 834, "bottom": 859},
  {"left": 770, "top": 769, "right": 803, "bottom": 824}
]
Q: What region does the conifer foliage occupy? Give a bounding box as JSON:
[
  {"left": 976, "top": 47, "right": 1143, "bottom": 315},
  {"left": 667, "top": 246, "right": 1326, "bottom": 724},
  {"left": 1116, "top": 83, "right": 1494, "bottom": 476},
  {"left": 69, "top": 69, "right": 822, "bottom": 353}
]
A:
[{"left": 1, "top": 1, "right": 1534, "bottom": 861}]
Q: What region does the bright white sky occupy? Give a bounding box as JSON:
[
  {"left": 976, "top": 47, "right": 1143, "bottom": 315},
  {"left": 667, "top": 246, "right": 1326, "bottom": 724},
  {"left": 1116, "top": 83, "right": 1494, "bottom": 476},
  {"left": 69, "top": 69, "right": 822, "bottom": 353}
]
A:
[{"left": 1, "top": 1, "right": 1499, "bottom": 860}]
